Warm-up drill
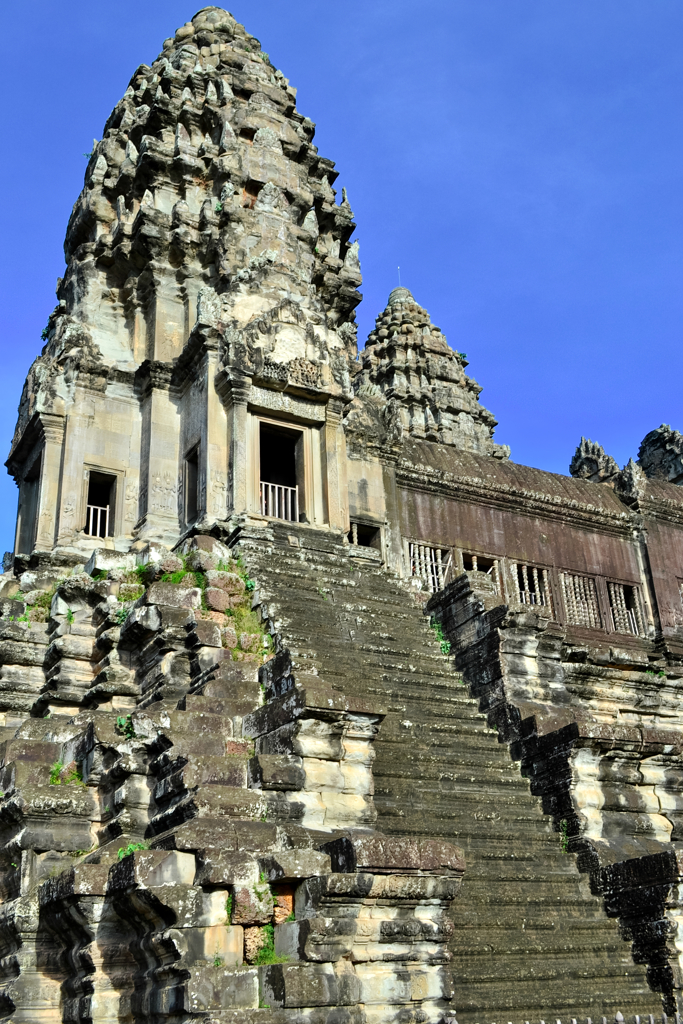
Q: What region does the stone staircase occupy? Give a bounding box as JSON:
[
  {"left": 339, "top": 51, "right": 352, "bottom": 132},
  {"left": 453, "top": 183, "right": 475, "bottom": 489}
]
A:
[{"left": 237, "top": 520, "right": 661, "bottom": 1023}]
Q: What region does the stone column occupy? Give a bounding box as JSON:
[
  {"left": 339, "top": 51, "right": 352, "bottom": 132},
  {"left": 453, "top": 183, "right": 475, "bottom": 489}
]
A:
[
  {"left": 34, "top": 413, "right": 66, "bottom": 552},
  {"left": 134, "top": 362, "right": 180, "bottom": 548},
  {"left": 203, "top": 348, "right": 229, "bottom": 525},
  {"left": 322, "top": 399, "right": 349, "bottom": 531},
  {"left": 216, "top": 371, "right": 252, "bottom": 517},
  {"left": 381, "top": 455, "right": 404, "bottom": 576},
  {"left": 150, "top": 262, "right": 187, "bottom": 362}
]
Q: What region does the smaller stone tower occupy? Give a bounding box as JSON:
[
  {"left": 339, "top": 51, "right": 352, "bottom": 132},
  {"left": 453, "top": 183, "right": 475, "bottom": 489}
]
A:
[{"left": 355, "top": 287, "right": 509, "bottom": 456}]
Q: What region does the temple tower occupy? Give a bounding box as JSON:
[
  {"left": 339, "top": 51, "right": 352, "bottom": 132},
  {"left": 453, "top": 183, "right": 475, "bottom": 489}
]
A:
[{"left": 7, "top": 6, "right": 362, "bottom": 559}]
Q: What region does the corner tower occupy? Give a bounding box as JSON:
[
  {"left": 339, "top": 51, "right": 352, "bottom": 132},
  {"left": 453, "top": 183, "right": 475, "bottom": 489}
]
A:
[{"left": 7, "top": 6, "right": 361, "bottom": 561}]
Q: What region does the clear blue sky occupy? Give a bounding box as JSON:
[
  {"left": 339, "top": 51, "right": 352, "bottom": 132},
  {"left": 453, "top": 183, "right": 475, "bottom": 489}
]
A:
[{"left": 1, "top": 2, "right": 681, "bottom": 554}]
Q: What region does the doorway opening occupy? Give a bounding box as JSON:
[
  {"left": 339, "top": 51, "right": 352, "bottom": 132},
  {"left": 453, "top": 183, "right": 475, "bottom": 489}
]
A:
[
  {"left": 16, "top": 454, "right": 42, "bottom": 554},
  {"left": 85, "top": 472, "right": 116, "bottom": 538},
  {"left": 259, "top": 422, "right": 304, "bottom": 522},
  {"left": 184, "top": 447, "right": 199, "bottom": 525}
]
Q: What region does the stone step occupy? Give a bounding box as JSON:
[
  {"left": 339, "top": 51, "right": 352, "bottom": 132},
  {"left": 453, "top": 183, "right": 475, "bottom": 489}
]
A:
[{"left": 237, "top": 528, "right": 658, "bottom": 1015}]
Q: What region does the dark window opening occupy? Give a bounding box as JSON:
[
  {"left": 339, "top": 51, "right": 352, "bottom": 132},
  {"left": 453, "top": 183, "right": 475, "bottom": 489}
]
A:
[
  {"left": 259, "top": 422, "right": 303, "bottom": 522},
  {"left": 463, "top": 552, "right": 496, "bottom": 574},
  {"left": 608, "top": 581, "right": 644, "bottom": 636},
  {"left": 85, "top": 472, "right": 116, "bottom": 538},
  {"left": 184, "top": 448, "right": 199, "bottom": 525},
  {"left": 349, "top": 521, "right": 381, "bottom": 550},
  {"left": 17, "top": 454, "right": 42, "bottom": 554}
]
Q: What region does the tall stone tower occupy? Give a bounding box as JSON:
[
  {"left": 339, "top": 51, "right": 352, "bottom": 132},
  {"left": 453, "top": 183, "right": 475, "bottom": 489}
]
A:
[
  {"left": 8, "top": 5, "right": 362, "bottom": 558},
  {"left": 3, "top": 8, "right": 683, "bottom": 1024}
]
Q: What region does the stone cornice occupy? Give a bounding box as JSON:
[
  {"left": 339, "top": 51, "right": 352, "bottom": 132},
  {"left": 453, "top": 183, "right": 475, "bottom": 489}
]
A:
[
  {"left": 134, "top": 360, "right": 176, "bottom": 399},
  {"left": 173, "top": 326, "right": 221, "bottom": 390},
  {"left": 396, "top": 460, "right": 637, "bottom": 537},
  {"left": 635, "top": 497, "right": 683, "bottom": 529},
  {"left": 5, "top": 412, "right": 65, "bottom": 478},
  {"left": 214, "top": 367, "right": 252, "bottom": 407}
]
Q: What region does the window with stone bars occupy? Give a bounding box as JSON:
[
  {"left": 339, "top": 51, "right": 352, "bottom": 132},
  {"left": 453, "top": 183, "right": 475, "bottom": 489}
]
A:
[
  {"left": 607, "top": 581, "right": 645, "bottom": 637},
  {"left": 407, "top": 542, "right": 452, "bottom": 594},
  {"left": 559, "top": 572, "right": 601, "bottom": 629},
  {"left": 509, "top": 562, "right": 553, "bottom": 613},
  {"left": 462, "top": 552, "right": 502, "bottom": 595}
]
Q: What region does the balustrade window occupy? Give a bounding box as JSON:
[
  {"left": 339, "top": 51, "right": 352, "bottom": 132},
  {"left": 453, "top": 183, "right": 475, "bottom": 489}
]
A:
[
  {"left": 407, "top": 542, "right": 452, "bottom": 594},
  {"left": 349, "top": 521, "right": 381, "bottom": 549},
  {"left": 259, "top": 422, "right": 303, "bottom": 523},
  {"left": 85, "top": 472, "right": 116, "bottom": 538},
  {"left": 509, "top": 562, "right": 552, "bottom": 612},
  {"left": 559, "top": 571, "right": 601, "bottom": 628},
  {"left": 607, "top": 582, "right": 645, "bottom": 637},
  {"left": 463, "top": 552, "right": 502, "bottom": 595}
]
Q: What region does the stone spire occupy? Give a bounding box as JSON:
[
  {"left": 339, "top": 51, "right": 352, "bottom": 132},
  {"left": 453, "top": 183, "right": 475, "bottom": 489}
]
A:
[
  {"left": 569, "top": 437, "right": 619, "bottom": 484},
  {"left": 7, "top": 7, "right": 363, "bottom": 553},
  {"left": 638, "top": 424, "right": 683, "bottom": 484},
  {"left": 355, "top": 287, "right": 509, "bottom": 456},
  {"left": 15, "top": 6, "right": 361, "bottom": 433}
]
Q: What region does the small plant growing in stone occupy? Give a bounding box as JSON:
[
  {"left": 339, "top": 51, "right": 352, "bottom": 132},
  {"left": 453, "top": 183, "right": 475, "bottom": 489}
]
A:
[
  {"left": 559, "top": 818, "right": 570, "bottom": 853},
  {"left": 66, "top": 608, "right": 74, "bottom": 624},
  {"left": 253, "top": 923, "right": 289, "bottom": 965},
  {"left": 115, "top": 606, "right": 129, "bottom": 625},
  {"left": 50, "top": 761, "right": 85, "bottom": 786},
  {"left": 41, "top": 325, "right": 50, "bottom": 341},
  {"left": 116, "top": 715, "right": 135, "bottom": 739},
  {"left": 215, "top": 200, "right": 223, "bottom": 213},
  {"left": 254, "top": 871, "right": 271, "bottom": 901},
  {"left": 225, "top": 893, "right": 233, "bottom": 922},
  {"left": 117, "top": 841, "right": 147, "bottom": 860},
  {"left": 212, "top": 952, "right": 224, "bottom": 967},
  {"left": 430, "top": 619, "right": 451, "bottom": 655}
]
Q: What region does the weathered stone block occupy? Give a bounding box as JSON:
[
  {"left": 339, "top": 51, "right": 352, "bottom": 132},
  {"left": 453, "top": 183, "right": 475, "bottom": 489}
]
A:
[
  {"left": 205, "top": 587, "right": 233, "bottom": 612},
  {"left": 84, "top": 550, "right": 136, "bottom": 576},
  {"left": 205, "top": 570, "right": 245, "bottom": 595},
  {"left": 232, "top": 881, "right": 275, "bottom": 924},
  {"left": 186, "top": 965, "right": 258, "bottom": 1012},
  {"left": 261, "top": 961, "right": 362, "bottom": 1008},
  {"left": 249, "top": 754, "right": 305, "bottom": 791},
  {"left": 144, "top": 582, "right": 202, "bottom": 608},
  {"left": 258, "top": 850, "right": 331, "bottom": 882}
]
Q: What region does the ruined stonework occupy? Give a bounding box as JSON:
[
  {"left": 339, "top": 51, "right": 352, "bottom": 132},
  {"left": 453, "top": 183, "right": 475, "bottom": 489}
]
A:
[{"left": 3, "top": 7, "right": 683, "bottom": 1024}]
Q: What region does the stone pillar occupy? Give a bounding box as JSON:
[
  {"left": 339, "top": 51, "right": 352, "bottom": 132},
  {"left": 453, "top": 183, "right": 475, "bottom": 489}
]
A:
[
  {"left": 34, "top": 413, "right": 66, "bottom": 552},
  {"left": 381, "top": 456, "right": 404, "bottom": 576},
  {"left": 203, "top": 349, "right": 229, "bottom": 525},
  {"left": 322, "top": 399, "right": 349, "bottom": 531},
  {"left": 134, "top": 362, "right": 180, "bottom": 547},
  {"left": 216, "top": 371, "right": 252, "bottom": 517},
  {"left": 150, "top": 263, "right": 187, "bottom": 362}
]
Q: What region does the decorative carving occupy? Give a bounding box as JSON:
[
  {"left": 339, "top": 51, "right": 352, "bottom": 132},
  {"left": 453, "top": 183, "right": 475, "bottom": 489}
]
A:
[
  {"left": 614, "top": 457, "right": 648, "bottom": 505},
  {"left": 124, "top": 483, "right": 139, "bottom": 523},
  {"left": 196, "top": 286, "right": 222, "bottom": 329},
  {"left": 638, "top": 424, "right": 683, "bottom": 485},
  {"left": 210, "top": 469, "right": 227, "bottom": 515},
  {"left": 569, "top": 437, "right": 619, "bottom": 483},
  {"left": 150, "top": 471, "right": 177, "bottom": 514}
]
